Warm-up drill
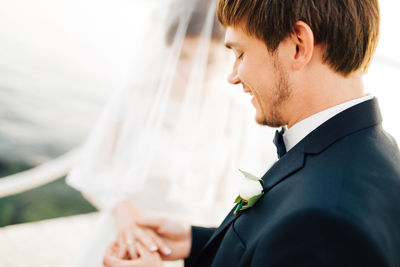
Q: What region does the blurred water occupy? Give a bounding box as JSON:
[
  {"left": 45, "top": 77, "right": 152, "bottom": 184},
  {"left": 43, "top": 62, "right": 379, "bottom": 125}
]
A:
[{"left": 0, "top": 37, "right": 110, "bottom": 164}]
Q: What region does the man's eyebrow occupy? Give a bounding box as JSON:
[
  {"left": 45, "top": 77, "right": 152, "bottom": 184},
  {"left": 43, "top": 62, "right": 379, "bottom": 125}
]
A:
[{"left": 225, "top": 41, "right": 240, "bottom": 49}]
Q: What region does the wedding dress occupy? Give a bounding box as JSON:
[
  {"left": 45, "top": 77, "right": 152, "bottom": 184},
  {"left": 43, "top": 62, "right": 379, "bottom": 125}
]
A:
[{"left": 65, "top": 0, "right": 276, "bottom": 266}]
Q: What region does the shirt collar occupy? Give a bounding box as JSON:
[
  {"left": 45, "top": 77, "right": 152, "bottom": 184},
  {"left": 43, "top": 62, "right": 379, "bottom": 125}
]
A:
[{"left": 283, "top": 95, "right": 374, "bottom": 152}]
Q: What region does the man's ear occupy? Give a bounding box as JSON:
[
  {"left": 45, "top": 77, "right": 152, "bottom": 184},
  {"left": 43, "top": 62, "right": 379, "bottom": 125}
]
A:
[{"left": 290, "top": 21, "right": 314, "bottom": 71}]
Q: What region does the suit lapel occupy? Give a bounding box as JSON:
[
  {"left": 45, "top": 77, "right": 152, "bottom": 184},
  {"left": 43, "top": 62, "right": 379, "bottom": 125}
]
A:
[
  {"left": 198, "top": 143, "right": 306, "bottom": 257},
  {"left": 261, "top": 141, "right": 306, "bottom": 192}
]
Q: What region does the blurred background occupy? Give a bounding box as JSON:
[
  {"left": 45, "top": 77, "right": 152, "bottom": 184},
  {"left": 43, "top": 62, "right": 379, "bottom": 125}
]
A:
[
  {"left": 0, "top": 0, "right": 155, "bottom": 226},
  {"left": 0, "top": 0, "right": 399, "bottom": 266}
]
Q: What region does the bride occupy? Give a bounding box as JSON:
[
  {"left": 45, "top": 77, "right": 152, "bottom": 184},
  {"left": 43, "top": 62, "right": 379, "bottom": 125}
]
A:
[{"left": 65, "top": 0, "right": 275, "bottom": 266}]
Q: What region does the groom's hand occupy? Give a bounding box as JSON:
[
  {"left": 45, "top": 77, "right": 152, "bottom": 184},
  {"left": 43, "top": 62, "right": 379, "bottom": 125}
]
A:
[{"left": 136, "top": 217, "right": 192, "bottom": 261}]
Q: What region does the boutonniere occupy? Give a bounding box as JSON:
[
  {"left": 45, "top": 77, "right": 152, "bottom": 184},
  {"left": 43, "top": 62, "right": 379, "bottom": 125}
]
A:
[{"left": 233, "top": 169, "right": 264, "bottom": 215}]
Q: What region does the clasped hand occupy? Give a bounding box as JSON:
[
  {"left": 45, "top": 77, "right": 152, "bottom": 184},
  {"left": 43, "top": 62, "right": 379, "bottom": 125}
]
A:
[{"left": 103, "top": 201, "right": 192, "bottom": 267}]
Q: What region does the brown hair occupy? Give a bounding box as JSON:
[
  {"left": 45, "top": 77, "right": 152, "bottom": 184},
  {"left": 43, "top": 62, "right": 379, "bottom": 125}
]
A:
[{"left": 217, "top": 0, "right": 380, "bottom": 76}]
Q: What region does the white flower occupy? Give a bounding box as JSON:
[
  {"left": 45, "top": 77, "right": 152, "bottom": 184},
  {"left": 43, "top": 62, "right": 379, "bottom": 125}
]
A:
[
  {"left": 238, "top": 175, "right": 263, "bottom": 201},
  {"left": 233, "top": 170, "right": 264, "bottom": 215}
]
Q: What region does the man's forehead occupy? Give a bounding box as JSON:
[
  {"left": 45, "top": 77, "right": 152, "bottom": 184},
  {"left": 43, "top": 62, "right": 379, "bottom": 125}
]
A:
[{"left": 224, "top": 26, "right": 246, "bottom": 49}]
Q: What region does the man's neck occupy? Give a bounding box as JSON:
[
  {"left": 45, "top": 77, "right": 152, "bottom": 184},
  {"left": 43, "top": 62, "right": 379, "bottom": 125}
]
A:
[{"left": 285, "top": 67, "right": 365, "bottom": 128}]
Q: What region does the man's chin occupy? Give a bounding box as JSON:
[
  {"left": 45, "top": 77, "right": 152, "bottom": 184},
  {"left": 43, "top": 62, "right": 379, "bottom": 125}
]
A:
[
  {"left": 255, "top": 114, "right": 270, "bottom": 126},
  {"left": 255, "top": 117, "right": 266, "bottom": 126},
  {"left": 255, "top": 114, "right": 283, "bottom": 128}
]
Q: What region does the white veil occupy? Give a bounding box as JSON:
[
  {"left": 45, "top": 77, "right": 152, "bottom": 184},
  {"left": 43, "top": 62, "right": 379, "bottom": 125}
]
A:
[{"left": 66, "top": 0, "right": 275, "bottom": 220}]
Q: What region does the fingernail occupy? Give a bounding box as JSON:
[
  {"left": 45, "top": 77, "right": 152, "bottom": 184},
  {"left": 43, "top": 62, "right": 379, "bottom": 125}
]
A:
[
  {"left": 163, "top": 247, "right": 171, "bottom": 255},
  {"left": 150, "top": 245, "right": 158, "bottom": 251}
]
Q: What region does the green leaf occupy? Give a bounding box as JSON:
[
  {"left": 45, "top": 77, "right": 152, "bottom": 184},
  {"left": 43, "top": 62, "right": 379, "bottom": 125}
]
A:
[
  {"left": 246, "top": 193, "right": 264, "bottom": 207},
  {"left": 239, "top": 193, "right": 264, "bottom": 211},
  {"left": 239, "top": 169, "right": 263, "bottom": 186},
  {"left": 241, "top": 205, "right": 251, "bottom": 210},
  {"left": 234, "top": 196, "right": 242, "bottom": 204},
  {"left": 238, "top": 169, "right": 260, "bottom": 181}
]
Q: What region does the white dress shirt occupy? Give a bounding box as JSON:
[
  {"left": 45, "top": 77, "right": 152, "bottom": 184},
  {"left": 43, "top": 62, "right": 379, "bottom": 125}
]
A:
[{"left": 283, "top": 95, "right": 374, "bottom": 152}]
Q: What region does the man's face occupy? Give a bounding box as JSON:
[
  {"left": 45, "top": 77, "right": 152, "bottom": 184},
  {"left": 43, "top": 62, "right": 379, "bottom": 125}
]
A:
[{"left": 225, "top": 26, "right": 292, "bottom": 127}]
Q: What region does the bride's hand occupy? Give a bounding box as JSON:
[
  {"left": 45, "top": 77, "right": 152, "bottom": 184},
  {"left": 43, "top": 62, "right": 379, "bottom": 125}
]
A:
[
  {"left": 115, "top": 224, "right": 172, "bottom": 259},
  {"left": 113, "top": 201, "right": 172, "bottom": 259},
  {"left": 103, "top": 241, "right": 163, "bottom": 267}
]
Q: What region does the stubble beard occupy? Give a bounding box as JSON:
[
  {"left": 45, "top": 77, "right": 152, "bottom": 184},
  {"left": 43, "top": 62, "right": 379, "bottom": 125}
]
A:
[{"left": 258, "top": 58, "right": 292, "bottom": 128}]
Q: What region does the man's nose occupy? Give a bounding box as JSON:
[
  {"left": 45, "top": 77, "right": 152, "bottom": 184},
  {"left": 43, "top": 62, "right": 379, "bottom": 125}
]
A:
[{"left": 228, "top": 71, "right": 240, "bottom": 85}]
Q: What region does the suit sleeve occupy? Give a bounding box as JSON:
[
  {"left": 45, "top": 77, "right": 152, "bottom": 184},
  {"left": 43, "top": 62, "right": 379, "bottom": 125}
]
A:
[
  {"left": 184, "top": 226, "right": 216, "bottom": 267},
  {"left": 250, "top": 209, "right": 387, "bottom": 267}
]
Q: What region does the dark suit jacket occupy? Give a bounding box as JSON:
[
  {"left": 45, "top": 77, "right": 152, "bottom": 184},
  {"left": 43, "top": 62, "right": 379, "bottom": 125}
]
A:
[{"left": 185, "top": 98, "right": 400, "bottom": 267}]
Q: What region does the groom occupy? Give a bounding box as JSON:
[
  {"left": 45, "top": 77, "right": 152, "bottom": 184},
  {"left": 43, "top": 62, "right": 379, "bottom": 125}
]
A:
[{"left": 104, "top": 0, "right": 400, "bottom": 266}]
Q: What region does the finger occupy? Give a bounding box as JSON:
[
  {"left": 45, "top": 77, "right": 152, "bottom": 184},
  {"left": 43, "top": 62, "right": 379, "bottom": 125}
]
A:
[
  {"left": 103, "top": 243, "right": 128, "bottom": 267},
  {"left": 124, "top": 230, "right": 134, "bottom": 248},
  {"left": 133, "top": 228, "right": 158, "bottom": 252},
  {"left": 145, "top": 228, "right": 171, "bottom": 255},
  {"left": 136, "top": 241, "right": 160, "bottom": 259},
  {"left": 104, "top": 247, "right": 143, "bottom": 267},
  {"left": 135, "top": 241, "right": 148, "bottom": 257},
  {"left": 117, "top": 232, "right": 126, "bottom": 255},
  {"left": 122, "top": 231, "right": 136, "bottom": 259},
  {"left": 105, "top": 242, "right": 118, "bottom": 257},
  {"left": 108, "top": 239, "right": 126, "bottom": 259},
  {"left": 127, "top": 242, "right": 138, "bottom": 260},
  {"left": 103, "top": 254, "right": 124, "bottom": 267},
  {"left": 135, "top": 217, "right": 163, "bottom": 231},
  {"left": 116, "top": 242, "right": 128, "bottom": 259}
]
